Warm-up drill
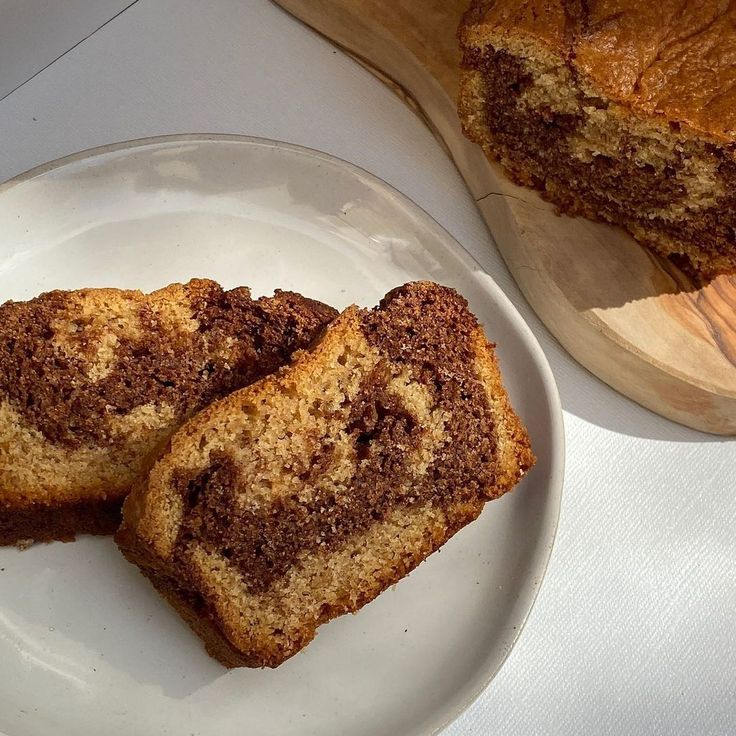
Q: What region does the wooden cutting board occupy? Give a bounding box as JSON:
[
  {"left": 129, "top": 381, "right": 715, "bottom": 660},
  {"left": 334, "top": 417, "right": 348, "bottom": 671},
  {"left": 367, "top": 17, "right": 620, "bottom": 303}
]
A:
[{"left": 274, "top": 0, "right": 736, "bottom": 435}]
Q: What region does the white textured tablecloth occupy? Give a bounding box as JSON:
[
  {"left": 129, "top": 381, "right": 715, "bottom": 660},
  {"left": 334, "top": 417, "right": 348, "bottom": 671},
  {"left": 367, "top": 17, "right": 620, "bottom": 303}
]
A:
[{"left": 0, "top": 2, "right": 734, "bottom": 733}]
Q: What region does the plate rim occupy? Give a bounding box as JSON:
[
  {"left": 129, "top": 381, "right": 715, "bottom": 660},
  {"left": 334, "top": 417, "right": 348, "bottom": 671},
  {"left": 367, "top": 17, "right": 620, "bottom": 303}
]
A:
[{"left": 0, "top": 133, "right": 565, "bottom": 736}]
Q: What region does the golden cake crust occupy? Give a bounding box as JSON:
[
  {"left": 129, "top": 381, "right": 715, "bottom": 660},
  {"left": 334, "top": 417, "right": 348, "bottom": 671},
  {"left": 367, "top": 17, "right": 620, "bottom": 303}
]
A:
[{"left": 460, "top": 0, "right": 736, "bottom": 143}]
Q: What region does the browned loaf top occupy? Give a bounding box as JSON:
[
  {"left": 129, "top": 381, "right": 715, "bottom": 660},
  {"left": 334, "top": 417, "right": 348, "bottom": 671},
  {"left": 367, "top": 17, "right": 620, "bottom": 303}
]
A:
[
  {"left": 459, "top": 0, "right": 736, "bottom": 277},
  {"left": 460, "top": 0, "right": 736, "bottom": 141},
  {"left": 0, "top": 279, "right": 336, "bottom": 545},
  {"left": 117, "top": 281, "right": 535, "bottom": 668}
]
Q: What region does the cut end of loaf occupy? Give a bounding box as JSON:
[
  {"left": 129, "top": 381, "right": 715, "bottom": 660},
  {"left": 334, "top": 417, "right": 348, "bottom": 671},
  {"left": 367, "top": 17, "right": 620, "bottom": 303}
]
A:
[
  {"left": 118, "top": 281, "right": 534, "bottom": 667},
  {"left": 458, "top": 0, "right": 736, "bottom": 279}
]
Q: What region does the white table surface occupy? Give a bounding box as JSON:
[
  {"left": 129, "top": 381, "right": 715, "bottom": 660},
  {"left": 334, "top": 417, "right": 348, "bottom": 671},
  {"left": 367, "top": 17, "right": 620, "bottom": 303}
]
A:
[{"left": 0, "top": 2, "right": 734, "bottom": 734}]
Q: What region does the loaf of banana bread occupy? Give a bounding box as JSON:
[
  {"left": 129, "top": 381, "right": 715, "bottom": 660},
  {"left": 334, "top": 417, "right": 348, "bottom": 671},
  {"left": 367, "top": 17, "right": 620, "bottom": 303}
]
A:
[{"left": 458, "top": 0, "right": 736, "bottom": 279}]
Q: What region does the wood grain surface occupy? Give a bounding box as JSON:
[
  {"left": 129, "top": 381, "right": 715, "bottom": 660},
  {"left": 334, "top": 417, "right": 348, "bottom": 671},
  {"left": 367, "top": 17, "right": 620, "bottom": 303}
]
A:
[{"left": 273, "top": 0, "right": 736, "bottom": 434}]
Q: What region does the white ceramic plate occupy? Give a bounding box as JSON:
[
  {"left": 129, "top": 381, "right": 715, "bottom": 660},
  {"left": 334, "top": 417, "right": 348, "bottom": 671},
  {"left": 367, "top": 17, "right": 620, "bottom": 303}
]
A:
[{"left": 0, "top": 135, "right": 563, "bottom": 736}]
